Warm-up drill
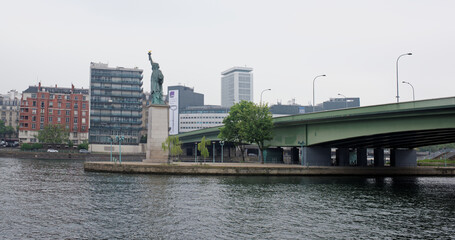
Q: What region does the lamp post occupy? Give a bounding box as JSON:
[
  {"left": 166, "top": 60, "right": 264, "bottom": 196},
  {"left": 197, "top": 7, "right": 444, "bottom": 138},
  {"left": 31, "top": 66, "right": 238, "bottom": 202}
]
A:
[
  {"left": 402, "top": 81, "right": 415, "bottom": 101},
  {"left": 212, "top": 141, "right": 216, "bottom": 163},
  {"left": 220, "top": 141, "right": 225, "bottom": 163},
  {"left": 194, "top": 142, "right": 198, "bottom": 163},
  {"left": 260, "top": 88, "right": 271, "bottom": 105},
  {"left": 313, "top": 74, "right": 326, "bottom": 112},
  {"left": 338, "top": 93, "right": 347, "bottom": 108},
  {"left": 396, "top": 53, "right": 412, "bottom": 103}
]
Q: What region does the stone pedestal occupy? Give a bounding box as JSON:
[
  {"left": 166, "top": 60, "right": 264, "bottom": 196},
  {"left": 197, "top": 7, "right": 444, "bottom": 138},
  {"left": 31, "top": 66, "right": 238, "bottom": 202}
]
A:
[{"left": 143, "top": 104, "right": 169, "bottom": 163}]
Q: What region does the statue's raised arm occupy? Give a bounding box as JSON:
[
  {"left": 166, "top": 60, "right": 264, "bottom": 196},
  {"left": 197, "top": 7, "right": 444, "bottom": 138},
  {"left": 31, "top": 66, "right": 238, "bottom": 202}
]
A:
[{"left": 148, "top": 51, "right": 153, "bottom": 65}]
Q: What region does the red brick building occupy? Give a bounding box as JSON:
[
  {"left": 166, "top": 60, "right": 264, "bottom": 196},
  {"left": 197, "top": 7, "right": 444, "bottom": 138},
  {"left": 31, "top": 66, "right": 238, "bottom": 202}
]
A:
[{"left": 19, "top": 83, "right": 89, "bottom": 144}]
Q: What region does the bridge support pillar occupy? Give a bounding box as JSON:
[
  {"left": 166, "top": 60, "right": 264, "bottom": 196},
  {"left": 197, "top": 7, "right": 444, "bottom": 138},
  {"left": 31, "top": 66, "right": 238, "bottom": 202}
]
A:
[
  {"left": 336, "top": 148, "right": 350, "bottom": 166},
  {"left": 291, "top": 147, "right": 299, "bottom": 164},
  {"left": 374, "top": 148, "right": 384, "bottom": 167},
  {"left": 305, "top": 146, "right": 331, "bottom": 166},
  {"left": 391, "top": 149, "right": 417, "bottom": 167},
  {"left": 357, "top": 148, "right": 367, "bottom": 166}
]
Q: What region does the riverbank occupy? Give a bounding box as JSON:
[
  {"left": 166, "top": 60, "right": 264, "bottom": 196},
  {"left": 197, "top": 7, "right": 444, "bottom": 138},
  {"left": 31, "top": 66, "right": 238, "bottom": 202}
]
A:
[{"left": 84, "top": 161, "right": 455, "bottom": 176}]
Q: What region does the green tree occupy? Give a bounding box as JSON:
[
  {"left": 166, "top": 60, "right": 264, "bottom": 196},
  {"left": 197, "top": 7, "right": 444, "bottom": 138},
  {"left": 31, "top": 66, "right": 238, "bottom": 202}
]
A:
[
  {"left": 243, "top": 103, "right": 273, "bottom": 164},
  {"left": 0, "top": 120, "right": 6, "bottom": 138},
  {"left": 198, "top": 136, "right": 211, "bottom": 163},
  {"left": 218, "top": 101, "right": 273, "bottom": 163},
  {"left": 162, "top": 135, "right": 184, "bottom": 162},
  {"left": 5, "top": 126, "right": 15, "bottom": 138},
  {"left": 35, "top": 124, "right": 69, "bottom": 144},
  {"left": 78, "top": 140, "right": 89, "bottom": 150}
]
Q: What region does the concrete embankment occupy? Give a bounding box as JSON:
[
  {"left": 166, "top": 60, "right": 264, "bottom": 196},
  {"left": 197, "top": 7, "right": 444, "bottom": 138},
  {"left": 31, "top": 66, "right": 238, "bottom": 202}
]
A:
[{"left": 84, "top": 162, "right": 455, "bottom": 176}]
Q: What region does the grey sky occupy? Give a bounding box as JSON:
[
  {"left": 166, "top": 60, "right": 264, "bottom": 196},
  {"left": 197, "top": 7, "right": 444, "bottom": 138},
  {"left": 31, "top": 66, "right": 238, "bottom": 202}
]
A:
[{"left": 1, "top": 0, "right": 454, "bottom": 107}]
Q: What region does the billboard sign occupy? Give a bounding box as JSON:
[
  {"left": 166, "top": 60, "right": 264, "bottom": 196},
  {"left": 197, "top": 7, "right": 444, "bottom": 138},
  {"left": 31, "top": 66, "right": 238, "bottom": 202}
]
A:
[{"left": 168, "top": 90, "right": 179, "bottom": 135}]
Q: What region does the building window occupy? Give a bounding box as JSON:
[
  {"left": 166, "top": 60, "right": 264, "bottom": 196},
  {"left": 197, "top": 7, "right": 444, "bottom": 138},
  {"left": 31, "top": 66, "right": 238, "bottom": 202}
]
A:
[
  {"left": 81, "top": 125, "right": 86, "bottom": 131},
  {"left": 50, "top": 94, "right": 54, "bottom": 99},
  {"left": 66, "top": 110, "right": 70, "bottom": 116},
  {"left": 49, "top": 109, "right": 53, "bottom": 114},
  {"left": 74, "top": 111, "right": 78, "bottom": 116},
  {"left": 41, "top": 94, "right": 45, "bottom": 99},
  {"left": 48, "top": 117, "right": 53, "bottom": 122},
  {"left": 74, "top": 103, "right": 78, "bottom": 109},
  {"left": 75, "top": 96, "right": 78, "bottom": 100},
  {"left": 82, "top": 103, "right": 86, "bottom": 109},
  {"left": 74, "top": 118, "right": 78, "bottom": 123},
  {"left": 31, "top": 94, "right": 36, "bottom": 98},
  {"left": 58, "top": 95, "right": 62, "bottom": 99},
  {"left": 32, "top": 109, "right": 36, "bottom": 114},
  {"left": 32, "top": 101, "right": 36, "bottom": 107},
  {"left": 66, "top": 96, "right": 70, "bottom": 100},
  {"left": 40, "top": 123, "right": 44, "bottom": 129},
  {"left": 40, "top": 117, "right": 44, "bottom": 122},
  {"left": 66, "top": 117, "right": 70, "bottom": 123},
  {"left": 57, "top": 110, "right": 61, "bottom": 115},
  {"left": 32, "top": 116, "right": 36, "bottom": 122},
  {"left": 66, "top": 103, "right": 70, "bottom": 108},
  {"left": 41, "top": 102, "right": 45, "bottom": 108},
  {"left": 83, "top": 96, "right": 86, "bottom": 101},
  {"left": 32, "top": 123, "right": 36, "bottom": 129},
  {"left": 82, "top": 118, "right": 86, "bottom": 124},
  {"left": 49, "top": 102, "right": 53, "bottom": 107},
  {"left": 40, "top": 109, "right": 44, "bottom": 114},
  {"left": 73, "top": 132, "right": 78, "bottom": 137},
  {"left": 82, "top": 111, "right": 86, "bottom": 116},
  {"left": 58, "top": 102, "right": 61, "bottom": 108}
]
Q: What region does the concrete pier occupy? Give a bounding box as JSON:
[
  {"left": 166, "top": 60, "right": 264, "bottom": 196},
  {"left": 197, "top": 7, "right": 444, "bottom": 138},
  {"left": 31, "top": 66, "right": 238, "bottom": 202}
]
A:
[{"left": 84, "top": 162, "right": 455, "bottom": 176}]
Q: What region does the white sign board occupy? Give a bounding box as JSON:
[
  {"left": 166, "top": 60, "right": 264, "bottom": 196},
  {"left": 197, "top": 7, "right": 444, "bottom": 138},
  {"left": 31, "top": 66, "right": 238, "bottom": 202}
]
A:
[{"left": 168, "top": 90, "right": 179, "bottom": 135}]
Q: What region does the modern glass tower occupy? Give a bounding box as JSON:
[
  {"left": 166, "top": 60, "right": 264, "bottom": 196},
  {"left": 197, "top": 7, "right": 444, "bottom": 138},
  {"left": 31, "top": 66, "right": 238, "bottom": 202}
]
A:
[
  {"left": 89, "top": 62, "right": 143, "bottom": 145},
  {"left": 221, "top": 66, "right": 253, "bottom": 108}
]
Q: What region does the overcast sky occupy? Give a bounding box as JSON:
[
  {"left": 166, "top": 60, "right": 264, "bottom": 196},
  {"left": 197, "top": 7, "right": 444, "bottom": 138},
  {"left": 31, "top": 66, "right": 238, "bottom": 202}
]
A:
[{"left": 1, "top": 0, "right": 454, "bottom": 107}]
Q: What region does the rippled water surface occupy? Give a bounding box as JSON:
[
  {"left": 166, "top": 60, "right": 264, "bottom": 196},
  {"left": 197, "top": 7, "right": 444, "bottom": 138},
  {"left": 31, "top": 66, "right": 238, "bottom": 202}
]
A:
[{"left": 1, "top": 157, "right": 455, "bottom": 239}]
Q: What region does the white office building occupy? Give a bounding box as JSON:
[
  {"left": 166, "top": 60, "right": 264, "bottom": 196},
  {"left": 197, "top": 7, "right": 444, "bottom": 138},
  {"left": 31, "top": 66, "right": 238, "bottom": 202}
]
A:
[
  {"left": 221, "top": 67, "right": 253, "bottom": 108},
  {"left": 179, "top": 105, "right": 229, "bottom": 133}
]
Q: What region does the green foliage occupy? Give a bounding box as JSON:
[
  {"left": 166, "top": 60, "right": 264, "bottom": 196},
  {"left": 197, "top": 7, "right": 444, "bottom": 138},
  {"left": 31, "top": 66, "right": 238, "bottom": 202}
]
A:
[
  {"left": 20, "top": 143, "right": 43, "bottom": 150},
  {"left": 0, "top": 120, "right": 16, "bottom": 138},
  {"left": 77, "top": 140, "right": 89, "bottom": 150},
  {"left": 68, "top": 140, "right": 74, "bottom": 148},
  {"left": 218, "top": 101, "right": 273, "bottom": 163},
  {"left": 162, "top": 136, "right": 184, "bottom": 161},
  {"left": 36, "top": 124, "right": 69, "bottom": 144},
  {"left": 140, "top": 135, "right": 147, "bottom": 143},
  {"left": 198, "top": 136, "right": 211, "bottom": 161}
]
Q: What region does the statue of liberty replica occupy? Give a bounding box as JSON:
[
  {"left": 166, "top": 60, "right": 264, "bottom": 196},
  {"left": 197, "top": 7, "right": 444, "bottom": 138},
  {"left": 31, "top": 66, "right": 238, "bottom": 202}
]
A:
[
  {"left": 148, "top": 51, "right": 165, "bottom": 104},
  {"left": 144, "top": 50, "right": 169, "bottom": 163}
]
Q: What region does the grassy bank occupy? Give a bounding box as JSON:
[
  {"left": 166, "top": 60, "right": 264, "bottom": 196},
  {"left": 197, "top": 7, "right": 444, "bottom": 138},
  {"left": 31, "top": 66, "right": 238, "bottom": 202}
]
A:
[{"left": 417, "top": 159, "right": 455, "bottom": 166}]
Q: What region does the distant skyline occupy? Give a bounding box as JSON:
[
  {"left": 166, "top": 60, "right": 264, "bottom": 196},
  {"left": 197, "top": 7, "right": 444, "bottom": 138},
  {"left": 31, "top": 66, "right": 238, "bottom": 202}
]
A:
[{"left": 1, "top": 0, "right": 455, "bottom": 107}]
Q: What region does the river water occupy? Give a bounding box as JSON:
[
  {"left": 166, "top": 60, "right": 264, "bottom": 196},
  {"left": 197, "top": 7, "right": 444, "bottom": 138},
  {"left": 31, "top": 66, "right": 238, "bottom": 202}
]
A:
[{"left": 0, "top": 157, "right": 454, "bottom": 239}]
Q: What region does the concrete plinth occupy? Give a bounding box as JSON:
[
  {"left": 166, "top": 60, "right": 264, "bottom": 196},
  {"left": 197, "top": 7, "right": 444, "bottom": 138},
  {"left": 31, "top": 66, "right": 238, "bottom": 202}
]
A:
[
  {"left": 143, "top": 104, "right": 169, "bottom": 163},
  {"left": 391, "top": 149, "right": 417, "bottom": 167},
  {"left": 374, "top": 148, "right": 384, "bottom": 167}
]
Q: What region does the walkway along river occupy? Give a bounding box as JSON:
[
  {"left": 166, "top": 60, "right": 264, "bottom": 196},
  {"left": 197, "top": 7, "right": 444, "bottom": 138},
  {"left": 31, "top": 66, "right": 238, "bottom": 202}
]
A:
[{"left": 1, "top": 157, "right": 455, "bottom": 239}]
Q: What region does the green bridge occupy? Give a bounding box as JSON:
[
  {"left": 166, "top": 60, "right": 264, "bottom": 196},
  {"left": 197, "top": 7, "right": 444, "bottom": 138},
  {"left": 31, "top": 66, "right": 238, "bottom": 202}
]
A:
[{"left": 177, "top": 97, "right": 455, "bottom": 167}]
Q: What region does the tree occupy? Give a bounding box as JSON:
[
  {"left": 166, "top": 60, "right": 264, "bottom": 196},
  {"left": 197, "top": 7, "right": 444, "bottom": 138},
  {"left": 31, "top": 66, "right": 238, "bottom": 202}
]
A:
[
  {"left": 218, "top": 101, "right": 253, "bottom": 162},
  {"left": 243, "top": 103, "right": 273, "bottom": 164},
  {"left": 0, "top": 120, "right": 6, "bottom": 138},
  {"left": 218, "top": 101, "right": 273, "bottom": 163},
  {"left": 78, "top": 140, "right": 89, "bottom": 150},
  {"left": 198, "top": 136, "right": 211, "bottom": 163},
  {"left": 35, "top": 124, "right": 69, "bottom": 144},
  {"left": 162, "top": 135, "right": 183, "bottom": 162}
]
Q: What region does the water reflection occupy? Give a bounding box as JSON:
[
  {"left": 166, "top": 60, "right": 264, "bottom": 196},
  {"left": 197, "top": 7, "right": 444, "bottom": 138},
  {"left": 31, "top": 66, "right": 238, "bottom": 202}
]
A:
[{"left": 1, "top": 158, "right": 454, "bottom": 239}]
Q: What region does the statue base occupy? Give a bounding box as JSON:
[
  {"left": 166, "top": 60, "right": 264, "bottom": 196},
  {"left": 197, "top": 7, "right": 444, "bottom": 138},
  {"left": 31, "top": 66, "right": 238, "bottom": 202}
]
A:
[{"left": 143, "top": 104, "right": 169, "bottom": 163}]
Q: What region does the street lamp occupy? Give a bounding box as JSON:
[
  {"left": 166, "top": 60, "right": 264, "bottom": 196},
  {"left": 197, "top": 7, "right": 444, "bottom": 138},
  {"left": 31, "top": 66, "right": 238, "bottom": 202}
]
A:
[
  {"left": 313, "top": 74, "right": 326, "bottom": 112},
  {"left": 396, "top": 53, "right": 412, "bottom": 103},
  {"left": 260, "top": 88, "right": 271, "bottom": 105},
  {"left": 402, "top": 81, "right": 415, "bottom": 101},
  {"left": 338, "top": 93, "right": 347, "bottom": 108}
]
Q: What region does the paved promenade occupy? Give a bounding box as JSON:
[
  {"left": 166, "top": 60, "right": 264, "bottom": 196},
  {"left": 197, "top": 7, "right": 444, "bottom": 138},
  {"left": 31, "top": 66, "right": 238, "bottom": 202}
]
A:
[{"left": 84, "top": 161, "right": 455, "bottom": 176}]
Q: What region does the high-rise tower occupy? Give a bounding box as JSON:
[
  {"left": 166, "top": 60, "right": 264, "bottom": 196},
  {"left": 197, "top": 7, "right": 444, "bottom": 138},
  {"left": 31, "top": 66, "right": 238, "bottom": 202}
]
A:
[{"left": 221, "top": 67, "right": 253, "bottom": 108}]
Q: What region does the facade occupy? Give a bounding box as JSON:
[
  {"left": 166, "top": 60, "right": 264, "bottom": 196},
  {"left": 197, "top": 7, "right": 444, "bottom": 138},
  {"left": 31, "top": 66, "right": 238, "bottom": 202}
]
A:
[
  {"left": 322, "top": 97, "right": 360, "bottom": 111},
  {"left": 18, "top": 83, "right": 89, "bottom": 144},
  {"left": 89, "top": 62, "right": 143, "bottom": 146},
  {"left": 179, "top": 105, "right": 229, "bottom": 133},
  {"left": 167, "top": 85, "right": 204, "bottom": 134},
  {"left": 221, "top": 67, "right": 253, "bottom": 108},
  {"left": 0, "top": 90, "right": 20, "bottom": 131},
  {"left": 140, "top": 92, "right": 152, "bottom": 140}
]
